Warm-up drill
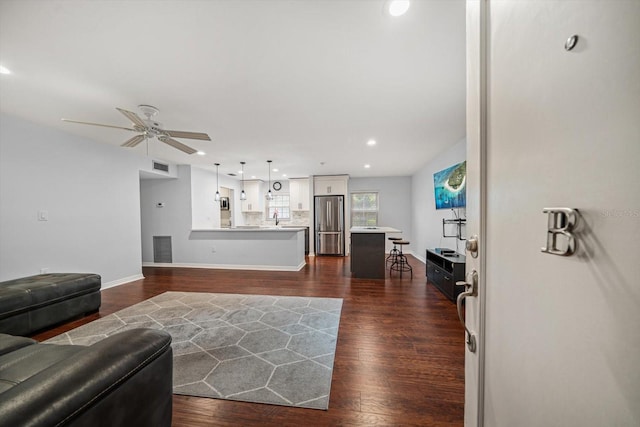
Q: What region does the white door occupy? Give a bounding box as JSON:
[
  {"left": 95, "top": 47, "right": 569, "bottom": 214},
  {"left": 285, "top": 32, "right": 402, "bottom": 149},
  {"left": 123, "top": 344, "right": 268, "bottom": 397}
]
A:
[
  {"left": 467, "top": 1, "right": 640, "bottom": 426},
  {"left": 463, "top": 1, "right": 486, "bottom": 425}
]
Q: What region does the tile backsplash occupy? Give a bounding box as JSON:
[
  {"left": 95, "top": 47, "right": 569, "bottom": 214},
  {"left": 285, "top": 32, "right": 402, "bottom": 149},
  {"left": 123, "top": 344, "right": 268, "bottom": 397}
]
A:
[
  {"left": 291, "top": 211, "right": 310, "bottom": 224},
  {"left": 242, "top": 211, "right": 310, "bottom": 226}
]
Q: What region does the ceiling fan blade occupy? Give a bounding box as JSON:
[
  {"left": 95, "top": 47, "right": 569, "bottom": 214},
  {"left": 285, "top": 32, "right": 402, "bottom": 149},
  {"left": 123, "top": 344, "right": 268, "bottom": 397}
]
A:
[
  {"left": 61, "top": 118, "right": 136, "bottom": 132},
  {"left": 158, "top": 136, "right": 197, "bottom": 154},
  {"left": 116, "top": 107, "right": 148, "bottom": 129},
  {"left": 121, "top": 134, "right": 146, "bottom": 148},
  {"left": 163, "top": 130, "right": 211, "bottom": 141}
]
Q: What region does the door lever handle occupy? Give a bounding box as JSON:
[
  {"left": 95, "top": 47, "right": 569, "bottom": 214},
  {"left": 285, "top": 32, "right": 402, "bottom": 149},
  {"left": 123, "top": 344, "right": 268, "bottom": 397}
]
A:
[{"left": 456, "top": 270, "right": 478, "bottom": 353}]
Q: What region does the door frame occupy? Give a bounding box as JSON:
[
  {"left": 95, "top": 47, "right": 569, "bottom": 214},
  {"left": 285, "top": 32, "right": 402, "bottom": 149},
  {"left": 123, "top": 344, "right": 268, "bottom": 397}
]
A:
[{"left": 465, "top": 0, "right": 489, "bottom": 425}]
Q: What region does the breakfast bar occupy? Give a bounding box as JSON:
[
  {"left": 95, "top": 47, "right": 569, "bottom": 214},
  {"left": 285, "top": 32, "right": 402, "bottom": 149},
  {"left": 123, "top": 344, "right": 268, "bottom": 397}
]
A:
[
  {"left": 349, "top": 227, "right": 402, "bottom": 279},
  {"left": 166, "top": 227, "right": 306, "bottom": 271}
]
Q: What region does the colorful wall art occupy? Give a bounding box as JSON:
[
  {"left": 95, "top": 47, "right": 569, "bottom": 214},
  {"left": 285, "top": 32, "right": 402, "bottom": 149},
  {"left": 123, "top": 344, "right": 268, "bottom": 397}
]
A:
[{"left": 433, "top": 161, "right": 467, "bottom": 209}]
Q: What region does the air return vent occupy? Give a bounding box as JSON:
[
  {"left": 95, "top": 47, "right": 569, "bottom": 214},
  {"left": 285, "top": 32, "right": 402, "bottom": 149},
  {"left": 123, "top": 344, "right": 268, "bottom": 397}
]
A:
[
  {"left": 153, "top": 236, "right": 172, "bottom": 263},
  {"left": 152, "top": 161, "right": 169, "bottom": 173}
]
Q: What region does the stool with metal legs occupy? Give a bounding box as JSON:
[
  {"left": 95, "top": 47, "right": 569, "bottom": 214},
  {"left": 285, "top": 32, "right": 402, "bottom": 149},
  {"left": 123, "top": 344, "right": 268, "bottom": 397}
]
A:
[
  {"left": 390, "top": 240, "right": 412, "bottom": 278},
  {"left": 386, "top": 237, "right": 402, "bottom": 269}
]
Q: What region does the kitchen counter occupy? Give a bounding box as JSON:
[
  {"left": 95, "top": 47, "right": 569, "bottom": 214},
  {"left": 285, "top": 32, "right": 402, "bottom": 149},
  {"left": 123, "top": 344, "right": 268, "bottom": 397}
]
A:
[
  {"left": 349, "top": 227, "right": 402, "bottom": 279},
  {"left": 148, "top": 228, "right": 306, "bottom": 271},
  {"left": 281, "top": 225, "right": 310, "bottom": 255},
  {"left": 350, "top": 227, "right": 402, "bottom": 234},
  {"left": 193, "top": 227, "right": 306, "bottom": 232}
]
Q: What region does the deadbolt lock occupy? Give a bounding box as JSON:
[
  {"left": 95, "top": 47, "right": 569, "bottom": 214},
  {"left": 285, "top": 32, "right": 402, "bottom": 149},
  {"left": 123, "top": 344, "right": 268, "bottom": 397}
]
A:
[{"left": 466, "top": 235, "right": 479, "bottom": 258}]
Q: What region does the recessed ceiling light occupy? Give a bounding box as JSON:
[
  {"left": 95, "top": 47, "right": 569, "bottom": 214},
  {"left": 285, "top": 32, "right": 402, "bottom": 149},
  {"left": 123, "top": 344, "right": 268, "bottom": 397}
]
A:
[
  {"left": 0, "top": 65, "right": 11, "bottom": 75},
  {"left": 273, "top": 168, "right": 278, "bottom": 172},
  {"left": 364, "top": 164, "right": 371, "bottom": 169},
  {"left": 251, "top": 175, "right": 256, "bottom": 179},
  {"left": 367, "top": 139, "right": 376, "bottom": 146},
  {"left": 238, "top": 170, "right": 243, "bottom": 174},
  {"left": 282, "top": 174, "right": 287, "bottom": 177},
  {"left": 196, "top": 151, "right": 206, "bottom": 156},
  {"left": 387, "top": 0, "right": 410, "bottom": 17}
]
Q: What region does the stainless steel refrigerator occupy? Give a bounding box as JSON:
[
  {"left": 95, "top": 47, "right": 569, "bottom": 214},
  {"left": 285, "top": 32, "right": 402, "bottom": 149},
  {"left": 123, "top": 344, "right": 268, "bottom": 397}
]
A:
[{"left": 315, "top": 195, "right": 344, "bottom": 256}]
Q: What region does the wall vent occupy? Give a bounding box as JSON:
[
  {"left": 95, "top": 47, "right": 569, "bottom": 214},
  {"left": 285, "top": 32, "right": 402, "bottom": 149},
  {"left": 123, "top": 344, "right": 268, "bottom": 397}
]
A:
[
  {"left": 152, "top": 161, "right": 169, "bottom": 173},
  {"left": 153, "top": 236, "right": 172, "bottom": 263}
]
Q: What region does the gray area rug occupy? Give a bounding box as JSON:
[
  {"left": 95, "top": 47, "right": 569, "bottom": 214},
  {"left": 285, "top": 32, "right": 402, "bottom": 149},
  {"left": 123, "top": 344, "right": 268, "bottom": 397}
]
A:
[{"left": 46, "top": 292, "right": 343, "bottom": 410}]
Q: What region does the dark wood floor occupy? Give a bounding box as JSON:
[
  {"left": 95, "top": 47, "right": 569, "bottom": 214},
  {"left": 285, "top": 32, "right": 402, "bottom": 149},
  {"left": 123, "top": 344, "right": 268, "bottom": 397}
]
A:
[{"left": 33, "top": 255, "right": 464, "bottom": 426}]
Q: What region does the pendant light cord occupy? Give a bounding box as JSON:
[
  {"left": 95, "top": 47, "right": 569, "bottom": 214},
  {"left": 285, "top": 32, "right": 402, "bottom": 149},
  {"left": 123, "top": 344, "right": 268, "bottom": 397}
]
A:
[
  {"left": 214, "top": 163, "right": 220, "bottom": 201},
  {"left": 267, "top": 160, "right": 273, "bottom": 200},
  {"left": 240, "top": 161, "right": 246, "bottom": 200}
]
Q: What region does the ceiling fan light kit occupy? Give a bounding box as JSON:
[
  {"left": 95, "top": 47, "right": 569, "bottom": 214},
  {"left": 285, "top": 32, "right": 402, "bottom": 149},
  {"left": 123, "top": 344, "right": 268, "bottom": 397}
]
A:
[{"left": 62, "top": 105, "right": 211, "bottom": 154}]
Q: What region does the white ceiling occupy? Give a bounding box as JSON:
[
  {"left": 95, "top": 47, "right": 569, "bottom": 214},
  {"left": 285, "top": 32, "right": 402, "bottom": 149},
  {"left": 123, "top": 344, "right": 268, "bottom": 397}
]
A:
[{"left": 0, "top": 0, "right": 466, "bottom": 181}]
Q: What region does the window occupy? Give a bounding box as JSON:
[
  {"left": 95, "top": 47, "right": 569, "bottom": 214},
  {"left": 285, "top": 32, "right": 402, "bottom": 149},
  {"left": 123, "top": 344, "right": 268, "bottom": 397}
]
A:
[
  {"left": 267, "top": 194, "right": 290, "bottom": 220},
  {"left": 351, "top": 192, "right": 378, "bottom": 226}
]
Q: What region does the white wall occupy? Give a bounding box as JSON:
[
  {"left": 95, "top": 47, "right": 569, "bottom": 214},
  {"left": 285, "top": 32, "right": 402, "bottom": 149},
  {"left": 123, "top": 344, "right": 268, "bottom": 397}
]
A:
[
  {"left": 140, "top": 166, "right": 303, "bottom": 268},
  {"left": 190, "top": 166, "right": 243, "bottom": 230},
  {"left": 0, "top": 112, "right": 464, "bottom": 283},
  {"left": 142, "top": 165, "right": 247, "bottom": 263},
  {"left": 140, "top": 166, "right": 192, "bottom": 263},
  {"left": 141, "top": 165, "right": 238, "bottom": 263},
  {"left": 349, "top": 176, "right": 412, "bottom": 253},
  {"left": 411, "top": 138, "right": 466, "bottom": 262},
  {"left": 0, "top": 113, "right": 146, "bottom": 286}
]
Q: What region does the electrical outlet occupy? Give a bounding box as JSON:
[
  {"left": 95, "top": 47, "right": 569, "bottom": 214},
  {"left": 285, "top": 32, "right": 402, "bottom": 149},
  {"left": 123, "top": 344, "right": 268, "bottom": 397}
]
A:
[{"left": 211, "top": 247, "right": 216, "bottom": 253}]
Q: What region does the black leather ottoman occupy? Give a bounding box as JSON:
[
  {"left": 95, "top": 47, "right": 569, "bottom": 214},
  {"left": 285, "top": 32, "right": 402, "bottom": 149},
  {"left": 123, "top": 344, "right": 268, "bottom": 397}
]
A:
[{"left": 0, "top": 273, "right": 101, "bottom": 335}]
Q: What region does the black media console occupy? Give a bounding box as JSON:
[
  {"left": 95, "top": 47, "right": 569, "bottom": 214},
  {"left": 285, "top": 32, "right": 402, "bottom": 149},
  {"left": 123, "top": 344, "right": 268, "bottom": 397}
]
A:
[{"left": 426, "top": 248, "right": 466, "bottom": 302}]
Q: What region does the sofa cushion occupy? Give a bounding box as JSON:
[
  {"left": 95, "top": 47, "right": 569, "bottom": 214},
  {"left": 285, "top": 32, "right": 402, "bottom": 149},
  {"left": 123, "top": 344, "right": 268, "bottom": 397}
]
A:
[
  {"left": 0, "top": 334, "right": 37, "bottom": 356},
  {"left": 0, "top": 329, "right": 172, "bottom": 427},
  {"left": 0, "top": 343, "right": 83, "bottom": 394}
]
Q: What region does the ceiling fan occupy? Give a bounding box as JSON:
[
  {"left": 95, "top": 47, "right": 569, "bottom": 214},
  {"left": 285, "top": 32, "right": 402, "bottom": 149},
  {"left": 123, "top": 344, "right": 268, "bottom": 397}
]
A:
[{"left": 62, "top": 105, "right": 211, "bottom": 154}]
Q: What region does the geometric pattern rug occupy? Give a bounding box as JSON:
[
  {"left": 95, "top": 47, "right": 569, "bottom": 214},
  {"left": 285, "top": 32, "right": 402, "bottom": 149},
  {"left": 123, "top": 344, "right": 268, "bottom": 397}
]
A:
[{"left": 46, "top": 292, "right": 343, "bottom": 410}]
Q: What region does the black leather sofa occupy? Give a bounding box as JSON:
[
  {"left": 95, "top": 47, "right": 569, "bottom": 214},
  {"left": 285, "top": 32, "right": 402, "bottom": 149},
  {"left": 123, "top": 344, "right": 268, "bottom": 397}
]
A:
[
  {"left": 0, "top": 329, "right": 173, "bottom": 426},
  {"left": 0, "top": 273, "right": 102, "bottom": 335}
]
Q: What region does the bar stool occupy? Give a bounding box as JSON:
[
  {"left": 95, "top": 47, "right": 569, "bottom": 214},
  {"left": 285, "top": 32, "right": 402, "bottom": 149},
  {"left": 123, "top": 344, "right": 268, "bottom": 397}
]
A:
[
  {"left": 386, "top": 237, "right": 402, "bottom": 268},
  {"left": 390, "top": 240, "right": 412, "bottom": 278}
]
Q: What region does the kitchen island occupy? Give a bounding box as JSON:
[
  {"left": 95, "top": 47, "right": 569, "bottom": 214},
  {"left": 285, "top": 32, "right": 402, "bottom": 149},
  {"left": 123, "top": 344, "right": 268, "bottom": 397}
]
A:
[
  {"left": 349, "top": 227, "right": 402, "bottom": 279},
  {"left": 146, "top": 227, "right": 306, "bottom": 271}
]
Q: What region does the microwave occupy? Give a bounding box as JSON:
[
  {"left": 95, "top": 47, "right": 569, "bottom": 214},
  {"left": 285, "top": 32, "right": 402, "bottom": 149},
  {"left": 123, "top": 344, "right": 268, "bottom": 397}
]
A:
[{"left": 220, "top": 197, "right": 229, "bottom": 210}]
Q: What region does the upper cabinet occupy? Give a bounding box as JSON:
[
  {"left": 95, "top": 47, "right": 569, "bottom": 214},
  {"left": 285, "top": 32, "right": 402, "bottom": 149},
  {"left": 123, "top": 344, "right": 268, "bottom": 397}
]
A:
[
  {"left": 289, "top": 178, "right": 310, "bottom": 211},
  {"left": 314, "top": 175, "right": 349, "bottom": 196},
  {"left": 241, "top": 180, "right": 263, "bottom": 212}
]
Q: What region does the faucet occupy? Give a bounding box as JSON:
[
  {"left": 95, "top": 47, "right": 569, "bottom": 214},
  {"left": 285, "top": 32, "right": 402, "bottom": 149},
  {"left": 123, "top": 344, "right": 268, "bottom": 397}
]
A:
[{"left": 273, "top": 209, "right": 279, "bottom": 226}]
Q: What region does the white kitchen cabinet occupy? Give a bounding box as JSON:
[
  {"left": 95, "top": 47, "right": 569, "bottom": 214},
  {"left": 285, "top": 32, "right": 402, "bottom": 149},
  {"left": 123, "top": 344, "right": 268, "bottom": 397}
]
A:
[
  {"left": 313, "top": 175, "right": 348, "bottom": 196},
  {"left": 241, "top": 180, "right": 264, "bottom": 212},
  {"left": 289, "top": 178, "right": 310, "bottom": 211}
]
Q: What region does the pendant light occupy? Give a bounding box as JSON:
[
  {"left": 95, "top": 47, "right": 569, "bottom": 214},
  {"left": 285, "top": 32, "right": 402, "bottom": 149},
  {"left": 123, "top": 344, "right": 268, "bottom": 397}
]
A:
[
  {"left": 240, "top": 161, "right": 247, "bottom": 200},
  {"left": 266, "top": 160, "right": 273, "bottom": 200},
  {"left": 214, "top": 163, "right": 221, "bottom": 202}
]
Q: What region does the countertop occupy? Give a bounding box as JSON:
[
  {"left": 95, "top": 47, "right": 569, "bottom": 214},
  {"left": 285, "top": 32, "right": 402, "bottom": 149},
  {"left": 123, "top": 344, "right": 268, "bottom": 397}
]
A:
[
  {"left": 192, "top": 227, "right": 306, "bottom": 232},
  {"left": 349, "top": 227, "right": 402, "bottom": 234}
]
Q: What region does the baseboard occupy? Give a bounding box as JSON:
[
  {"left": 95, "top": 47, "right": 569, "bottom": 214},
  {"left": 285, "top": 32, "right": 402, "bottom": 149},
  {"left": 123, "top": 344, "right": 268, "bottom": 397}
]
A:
[
  {"left": 412, "top": 252, "right": 426, "bottom": 264},
  {"left": 142, "top": 262, "right": 306, "bottom": 272},
  {"left": 382, "top": 250, "right": 425, "bottom": 263},
  {"left": 102, "top": 274, "right": 145, "bottom": 289}
]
